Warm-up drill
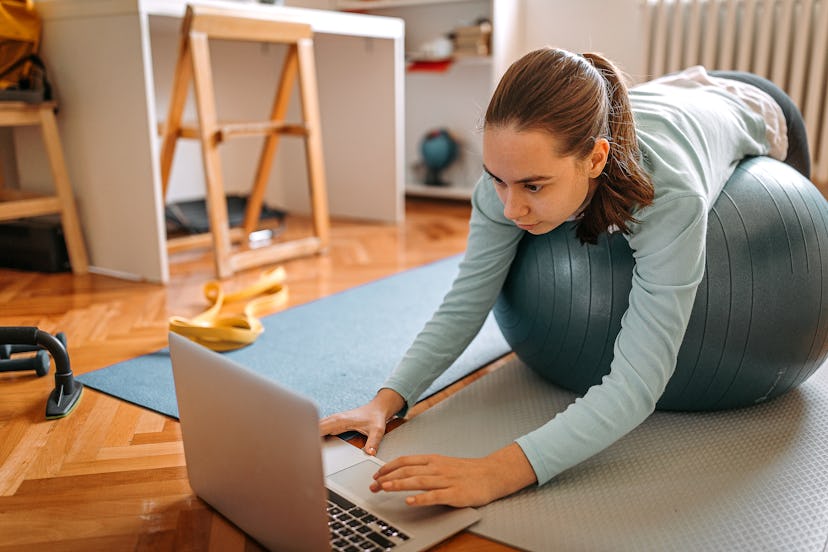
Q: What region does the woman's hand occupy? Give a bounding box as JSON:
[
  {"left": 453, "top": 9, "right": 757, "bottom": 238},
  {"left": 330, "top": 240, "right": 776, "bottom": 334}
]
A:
[
  {"left": 368, "top": 442, "right": 537, "bottom": 508},
  {"left": 319, "top": 388, "right": 406, "bottom": 456}
]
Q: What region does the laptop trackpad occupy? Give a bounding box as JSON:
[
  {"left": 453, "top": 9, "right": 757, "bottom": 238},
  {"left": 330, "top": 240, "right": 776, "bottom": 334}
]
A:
[{"left": 328, "top": 460, "right": 453, "bottom": 524}]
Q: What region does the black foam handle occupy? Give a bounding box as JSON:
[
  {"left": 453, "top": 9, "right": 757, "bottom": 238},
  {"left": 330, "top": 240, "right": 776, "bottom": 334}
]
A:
[{"left": 0, "top": 326, "right": 40, "bottom": 346}]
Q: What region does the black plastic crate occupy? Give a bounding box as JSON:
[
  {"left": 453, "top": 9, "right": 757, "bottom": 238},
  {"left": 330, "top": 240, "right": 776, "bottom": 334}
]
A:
[{"left": 0, "top": 215, "right": 70, "bottom": 273}]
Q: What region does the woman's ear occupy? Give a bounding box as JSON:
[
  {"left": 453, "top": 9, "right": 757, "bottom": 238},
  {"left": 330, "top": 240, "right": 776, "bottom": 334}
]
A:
[{"left": 588, "top": 138, "right": 610, "bottom": 178}]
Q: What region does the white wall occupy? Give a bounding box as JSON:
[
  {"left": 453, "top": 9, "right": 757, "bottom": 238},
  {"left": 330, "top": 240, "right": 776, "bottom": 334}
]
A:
[{"left": 504, "top": 0, "right": 650, "bottom": 83}]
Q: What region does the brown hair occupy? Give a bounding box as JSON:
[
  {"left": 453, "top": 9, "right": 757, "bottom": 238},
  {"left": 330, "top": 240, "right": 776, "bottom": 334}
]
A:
[{"left": 485, "top": 48, "right": 654, "bottom": 244}]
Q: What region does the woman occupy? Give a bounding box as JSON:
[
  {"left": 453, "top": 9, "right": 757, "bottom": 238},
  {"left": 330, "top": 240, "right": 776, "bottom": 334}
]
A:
[{"left": 320, "top": 48, "right": 808, "bottom": 508}]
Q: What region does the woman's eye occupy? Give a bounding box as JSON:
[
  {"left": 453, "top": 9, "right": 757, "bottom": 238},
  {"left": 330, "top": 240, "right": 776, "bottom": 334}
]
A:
[{"left": 525, "top": 184, "right": 541, "bottom": 193}]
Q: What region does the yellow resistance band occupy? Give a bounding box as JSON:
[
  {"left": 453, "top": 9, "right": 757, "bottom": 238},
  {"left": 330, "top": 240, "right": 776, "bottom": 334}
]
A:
[{"left": 169, "top": 266, "right": 288, "bottom": 351}]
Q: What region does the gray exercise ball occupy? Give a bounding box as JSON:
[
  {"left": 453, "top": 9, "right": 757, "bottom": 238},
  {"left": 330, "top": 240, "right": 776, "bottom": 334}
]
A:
[{"left": 494, "top": 156, "right": 828, "bottom": 410}]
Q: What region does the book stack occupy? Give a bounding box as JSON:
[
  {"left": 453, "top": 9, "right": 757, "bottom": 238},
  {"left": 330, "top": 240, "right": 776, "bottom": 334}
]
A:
[{"left": 450, "top": 19, "right": 492, "bottom": 57}]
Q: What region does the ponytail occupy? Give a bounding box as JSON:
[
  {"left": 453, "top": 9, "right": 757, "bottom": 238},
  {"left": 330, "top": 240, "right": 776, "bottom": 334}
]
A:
[
  {"left": 579, "top": 52, "right": 653, "bottom": 242},
  {"left": 486, "top": 48, "right": 654, "bottom": 244}
]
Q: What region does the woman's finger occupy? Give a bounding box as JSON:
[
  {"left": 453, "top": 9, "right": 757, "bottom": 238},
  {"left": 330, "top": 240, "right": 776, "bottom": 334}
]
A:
[
  {"left": 373, "top": 454, "right": 433, "bottom": 477},
  {"left": 378, "top": 473, "right": 447, "bottom": 493},
  {"left": 318, "top": 413, "right": 354, "bottom": 436},
  {"left": 363, "top": 426, "right": 386, "bottom": 456},
  {"left": 404, "top": 488, "right": 455, "bottom": 507},
  {"left": 375, "top": 462, "right": 437, "bottom": 483}
]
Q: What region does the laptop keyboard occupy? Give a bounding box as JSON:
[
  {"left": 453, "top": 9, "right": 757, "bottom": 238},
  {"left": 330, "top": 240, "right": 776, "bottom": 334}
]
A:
[{"left": 328, "top": 488, "right": 410, "bottom": 551}]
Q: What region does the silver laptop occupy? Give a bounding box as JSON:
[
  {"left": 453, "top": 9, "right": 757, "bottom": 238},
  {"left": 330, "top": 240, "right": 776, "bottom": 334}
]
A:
[{"left": 169, "top": 332, "right": 480, "bottom": 551}]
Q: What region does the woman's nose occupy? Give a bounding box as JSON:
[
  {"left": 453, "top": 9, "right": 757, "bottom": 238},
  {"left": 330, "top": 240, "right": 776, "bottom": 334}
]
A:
[{"left": 503, "top": 189, "right": 528, "bottom": 220}]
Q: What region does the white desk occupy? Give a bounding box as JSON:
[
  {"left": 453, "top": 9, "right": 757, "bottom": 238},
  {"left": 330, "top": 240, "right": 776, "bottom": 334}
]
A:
[{"left": 30, "top": 0, "right": 404, "bottom": 282}]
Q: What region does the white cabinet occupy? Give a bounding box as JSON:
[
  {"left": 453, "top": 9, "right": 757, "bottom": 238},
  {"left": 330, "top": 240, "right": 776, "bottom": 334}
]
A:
[{"left": 337, "top": 0, "right": 511, "bottom": 200}]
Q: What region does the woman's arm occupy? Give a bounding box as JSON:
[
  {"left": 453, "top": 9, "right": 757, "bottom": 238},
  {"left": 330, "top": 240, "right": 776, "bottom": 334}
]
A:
[
  {"left": 320, "top": 175, "right": 523, "bottom": 448},
  {"left": 513, "top": 85, "right": 772, "bottom": 486},
  {"left": 517, "top": 193, "right": 708, "bottom": 484},
  {"left": 382, "top": 175, "right": 524, "bottom": 411}
]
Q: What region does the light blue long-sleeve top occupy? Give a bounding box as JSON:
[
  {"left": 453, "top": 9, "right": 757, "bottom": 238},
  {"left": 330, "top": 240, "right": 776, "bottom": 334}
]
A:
[{"left": 383, "top": 80, "right": 771, "bottom": 485}]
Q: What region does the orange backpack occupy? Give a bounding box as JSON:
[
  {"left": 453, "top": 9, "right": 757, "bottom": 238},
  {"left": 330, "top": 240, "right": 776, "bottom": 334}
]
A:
[{"left": 0, "top": 0, "right": 50, "bottom": 102}]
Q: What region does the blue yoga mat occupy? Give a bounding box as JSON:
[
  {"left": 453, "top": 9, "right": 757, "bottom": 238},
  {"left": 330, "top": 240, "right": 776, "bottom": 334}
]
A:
[{"left": 78, "top": 255, "right": 510, "bottom": 419}]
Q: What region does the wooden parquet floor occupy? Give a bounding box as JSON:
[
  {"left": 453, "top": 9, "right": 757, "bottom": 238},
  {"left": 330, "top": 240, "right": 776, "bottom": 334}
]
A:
[{"left": 0, "top": 198, "right": 513, "bottom": 551}]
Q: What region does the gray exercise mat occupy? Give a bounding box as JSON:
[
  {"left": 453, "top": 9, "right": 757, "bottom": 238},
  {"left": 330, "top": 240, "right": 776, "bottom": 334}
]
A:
[{"left": 378, "top": 357, "right": 828, "bottom": 551}]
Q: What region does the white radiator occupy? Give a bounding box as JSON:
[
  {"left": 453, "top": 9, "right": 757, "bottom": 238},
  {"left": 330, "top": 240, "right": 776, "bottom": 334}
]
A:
[{"left": 641, "top": 0, "right": 828, "bottom": 183}]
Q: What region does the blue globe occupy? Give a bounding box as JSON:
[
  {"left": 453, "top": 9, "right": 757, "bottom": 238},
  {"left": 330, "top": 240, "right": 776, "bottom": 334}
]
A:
[{"left": 420, "top": 128, "right": 458, "bottom": 186}]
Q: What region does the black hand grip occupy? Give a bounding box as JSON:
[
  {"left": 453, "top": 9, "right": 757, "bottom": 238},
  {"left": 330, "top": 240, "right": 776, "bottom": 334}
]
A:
[
  {"left": 36, "top": 330, "right": 70, "bottom": 376},
  {"left": 0, "top": 326, "right": 40, "bottom": 346}
]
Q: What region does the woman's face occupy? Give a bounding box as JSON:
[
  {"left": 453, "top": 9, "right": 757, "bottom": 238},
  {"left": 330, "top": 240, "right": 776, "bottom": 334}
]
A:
[{"left": 483, "top": 126, "right": 608, "bottom": 235}]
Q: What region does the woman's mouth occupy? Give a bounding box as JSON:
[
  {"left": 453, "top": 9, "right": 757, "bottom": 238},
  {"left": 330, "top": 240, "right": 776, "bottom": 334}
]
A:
[{"left": 515, "top": 222, "right": 537, "bottom": 231}]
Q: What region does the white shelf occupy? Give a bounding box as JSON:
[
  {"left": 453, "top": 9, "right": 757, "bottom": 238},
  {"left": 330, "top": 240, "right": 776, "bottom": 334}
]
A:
[
  {"left": 405, "top": 183, "right": 472, "bottom": 200},
  {"left": 337, "top": 0, "right": 483, "bottom": 10},
  {"left": 406, "top": 54, "right": 492, "bottom": 69},
  {"left": 337, "top": 0, "right": 494, "bottom": 203}
]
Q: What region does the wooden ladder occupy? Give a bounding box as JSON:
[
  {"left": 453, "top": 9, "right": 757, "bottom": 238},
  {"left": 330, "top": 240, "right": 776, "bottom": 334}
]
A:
[{"left": 159, "top": 4, "right": 330, "bottom": 279}]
